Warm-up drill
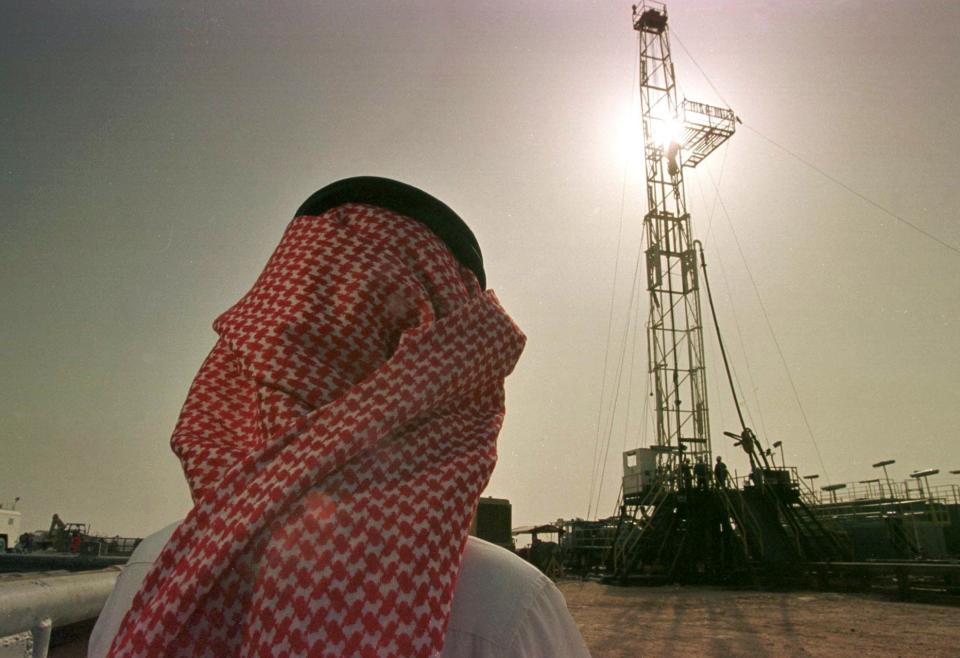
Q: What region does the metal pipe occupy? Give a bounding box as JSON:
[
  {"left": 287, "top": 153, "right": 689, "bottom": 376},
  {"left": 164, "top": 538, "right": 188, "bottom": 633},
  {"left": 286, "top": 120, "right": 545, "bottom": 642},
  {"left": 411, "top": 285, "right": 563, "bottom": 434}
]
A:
[
  {"left": 0, "top": 568, "right": 120, "bottom": 636},
  {"left": 694, "top": 240, "right": 746, "bottom": 433}
]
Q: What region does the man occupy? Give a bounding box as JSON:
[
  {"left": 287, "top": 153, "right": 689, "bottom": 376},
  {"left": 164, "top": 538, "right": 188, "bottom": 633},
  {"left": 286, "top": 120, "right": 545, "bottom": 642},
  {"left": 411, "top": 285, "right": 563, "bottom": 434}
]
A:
[
  {"left": 694, "top": 458, "right": 710, "bottom": 490},
  {"left": 91, "top": 178, "right": 590, "bottom": 658},
  {"left": 679, "top": 458, "right": 693, "bottom": 491},
  {"left": 714, "top": 456, "right": 729, "bottom": 489}
]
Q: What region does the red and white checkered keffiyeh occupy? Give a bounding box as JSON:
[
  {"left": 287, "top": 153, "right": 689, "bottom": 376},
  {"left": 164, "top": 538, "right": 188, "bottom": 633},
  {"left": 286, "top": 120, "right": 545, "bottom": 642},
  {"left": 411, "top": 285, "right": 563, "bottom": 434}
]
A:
[{"left": 108, "top": 202, "right": 526, "bottom": 657}]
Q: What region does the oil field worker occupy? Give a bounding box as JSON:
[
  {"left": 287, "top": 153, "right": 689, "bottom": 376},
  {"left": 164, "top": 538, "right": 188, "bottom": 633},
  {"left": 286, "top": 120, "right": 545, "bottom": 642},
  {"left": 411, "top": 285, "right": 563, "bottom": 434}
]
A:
[
  {"left": 89, "top": 177, "right": 592, "bottom": 658},
  {"left": 679, "top": 458, "right": 693, "bottom": 491},
  {"left": 714, "top": 456, "right": 729, "bottom": 489},
  {"left": 694, "top": 457, "right": 710, "bottom": 490}
]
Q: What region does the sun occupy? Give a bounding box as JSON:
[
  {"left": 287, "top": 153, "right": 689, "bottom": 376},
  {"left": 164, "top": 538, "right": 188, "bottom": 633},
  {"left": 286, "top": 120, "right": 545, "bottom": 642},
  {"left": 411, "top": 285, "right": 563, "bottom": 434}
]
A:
[{"left": 652, "top": 116, "right": 684, "bottom": 150}]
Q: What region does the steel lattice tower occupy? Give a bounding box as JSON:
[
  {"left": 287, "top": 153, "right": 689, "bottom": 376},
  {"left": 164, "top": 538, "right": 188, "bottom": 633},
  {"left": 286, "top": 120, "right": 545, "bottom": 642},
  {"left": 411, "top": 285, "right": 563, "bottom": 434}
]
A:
[
  {"left": 633, "top": 2, "right": 735, "bottom": 468},
  {"left": 609, "top": 4, "right": 849, "bottom": 583}
]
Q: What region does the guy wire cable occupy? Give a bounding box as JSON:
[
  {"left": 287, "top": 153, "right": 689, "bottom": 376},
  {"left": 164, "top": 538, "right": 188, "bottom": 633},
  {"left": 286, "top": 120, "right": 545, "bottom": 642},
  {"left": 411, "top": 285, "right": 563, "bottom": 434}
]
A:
[
  {"left": 694, "top": 170, "right": 769, "bottom": 440},
  {"left": 704, "top": 177, "right": 831, "bottom": 479},
  {"left": 673, "top": 27, "right": 960, "bottom": 257},
  {"left": 592, "top": 245, "right": 645, "bottom": 519},
  {"left": 586, "top": 35, "right": 642, "bottom": 518}
]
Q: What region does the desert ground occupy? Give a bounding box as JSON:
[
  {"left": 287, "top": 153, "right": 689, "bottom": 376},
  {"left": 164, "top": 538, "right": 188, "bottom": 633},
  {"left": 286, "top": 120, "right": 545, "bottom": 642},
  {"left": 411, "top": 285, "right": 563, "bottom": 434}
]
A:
[
  {"left": 47, "top": 580, "right": 959, "bottom": 657},
  {"left": 559, "top": 580, "right": 960, "bottom": 657}
]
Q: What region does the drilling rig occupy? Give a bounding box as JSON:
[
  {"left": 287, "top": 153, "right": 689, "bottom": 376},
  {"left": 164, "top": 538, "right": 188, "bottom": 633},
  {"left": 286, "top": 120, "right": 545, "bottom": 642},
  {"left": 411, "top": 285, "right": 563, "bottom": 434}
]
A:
[{"left": 607, "top": 1, "right": 847, "bottom": 584}]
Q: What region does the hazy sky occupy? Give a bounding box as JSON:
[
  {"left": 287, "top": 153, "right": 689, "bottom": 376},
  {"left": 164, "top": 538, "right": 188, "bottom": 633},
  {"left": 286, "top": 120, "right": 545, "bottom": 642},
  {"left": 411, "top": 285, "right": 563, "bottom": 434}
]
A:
[{"left": 3, "top": 1, "right": 959, "bottom": 537}]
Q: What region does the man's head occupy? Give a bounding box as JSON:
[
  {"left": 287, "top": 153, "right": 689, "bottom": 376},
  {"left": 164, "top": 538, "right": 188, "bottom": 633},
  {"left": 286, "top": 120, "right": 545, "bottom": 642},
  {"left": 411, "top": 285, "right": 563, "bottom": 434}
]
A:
[
  {"left": 115, "top": 178, "right": 525, "bottom": 658},
  {"left": 295, "top": 176, "right": 485, "bottom": 288}
]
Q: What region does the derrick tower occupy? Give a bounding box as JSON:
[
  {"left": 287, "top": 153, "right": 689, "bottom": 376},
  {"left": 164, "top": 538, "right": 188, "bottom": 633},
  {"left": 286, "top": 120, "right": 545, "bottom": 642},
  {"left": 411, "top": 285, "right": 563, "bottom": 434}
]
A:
[
  {"left": 607, "top": 4, "right": 848, "bottom": 584},
  {"left": 633, "top": 2, "right": 734, "bottom": 466}
]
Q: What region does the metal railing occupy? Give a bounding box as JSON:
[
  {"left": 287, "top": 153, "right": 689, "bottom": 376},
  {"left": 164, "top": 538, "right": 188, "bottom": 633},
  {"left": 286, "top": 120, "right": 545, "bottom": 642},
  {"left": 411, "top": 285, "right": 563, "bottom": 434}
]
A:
[{"left": 806, "top": 480, "right": 960, "bottom": 507}]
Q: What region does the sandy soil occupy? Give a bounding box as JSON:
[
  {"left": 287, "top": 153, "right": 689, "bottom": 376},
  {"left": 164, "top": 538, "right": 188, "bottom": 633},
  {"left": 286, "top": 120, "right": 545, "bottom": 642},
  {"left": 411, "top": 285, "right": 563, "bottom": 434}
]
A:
[
  {"left": 49, "top": 581, "right": 959, "bottom": 657},
  {"left": 558, "top": 580, "right": 960, "bottom": 658}
]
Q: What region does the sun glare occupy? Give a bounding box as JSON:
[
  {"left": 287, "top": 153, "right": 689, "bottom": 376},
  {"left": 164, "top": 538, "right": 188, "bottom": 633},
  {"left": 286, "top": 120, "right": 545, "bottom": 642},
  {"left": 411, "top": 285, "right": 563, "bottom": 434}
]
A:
[
  {"left": 611, "top": 108, "right": 685, "bottom": 165},
  {"left": 652, "top": 116, "right": 684, "bottom": 149},
  {"left": 613, "top": 102, "right": 644, "bottom": 164}
]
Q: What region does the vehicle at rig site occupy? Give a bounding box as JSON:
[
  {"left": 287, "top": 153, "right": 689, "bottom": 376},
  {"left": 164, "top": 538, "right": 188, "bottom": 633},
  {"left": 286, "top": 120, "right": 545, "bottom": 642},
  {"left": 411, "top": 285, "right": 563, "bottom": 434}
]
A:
[{"left": 13, "top": 513, "right": 141, "bottom": 558}]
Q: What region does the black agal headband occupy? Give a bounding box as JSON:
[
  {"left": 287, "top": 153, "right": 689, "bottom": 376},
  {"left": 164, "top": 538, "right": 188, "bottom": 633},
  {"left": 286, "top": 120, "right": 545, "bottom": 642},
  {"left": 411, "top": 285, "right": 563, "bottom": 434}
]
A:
[{"left": 296, "top": 177, "right": 486, "bottom": 289}]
